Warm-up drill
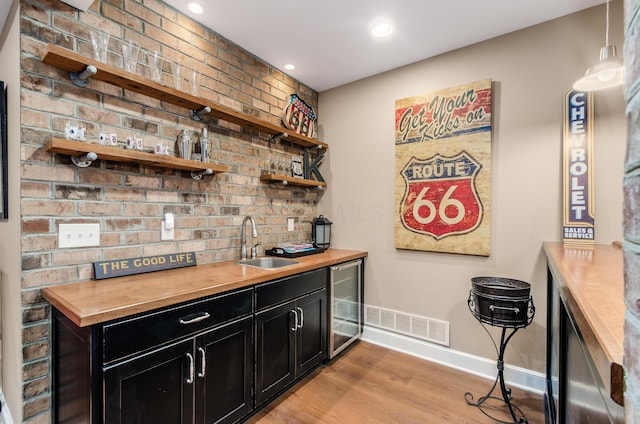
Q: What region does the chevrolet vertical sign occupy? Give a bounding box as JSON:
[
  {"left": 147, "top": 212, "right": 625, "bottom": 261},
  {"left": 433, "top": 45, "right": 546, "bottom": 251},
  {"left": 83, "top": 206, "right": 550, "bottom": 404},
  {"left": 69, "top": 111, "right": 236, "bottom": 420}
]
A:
[{"left": 563, "top": 90, "right": 595, "bottom": 244}]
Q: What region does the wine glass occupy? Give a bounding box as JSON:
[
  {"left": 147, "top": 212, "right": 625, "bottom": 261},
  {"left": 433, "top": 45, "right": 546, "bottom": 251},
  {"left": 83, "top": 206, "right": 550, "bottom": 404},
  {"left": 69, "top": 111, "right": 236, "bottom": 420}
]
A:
[{"left": 278, "top": 155, "right": 287, "bottom": 175}]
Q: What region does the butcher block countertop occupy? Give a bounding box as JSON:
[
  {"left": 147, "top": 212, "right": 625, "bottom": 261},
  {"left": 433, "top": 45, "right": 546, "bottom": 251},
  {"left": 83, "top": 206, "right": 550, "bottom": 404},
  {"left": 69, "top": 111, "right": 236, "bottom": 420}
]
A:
[
  {"left": 42, "top": 249, "right": 367, "bottom": 328},
  {"left": 543, "top": 241, "right": 624, "bottom": 405}
]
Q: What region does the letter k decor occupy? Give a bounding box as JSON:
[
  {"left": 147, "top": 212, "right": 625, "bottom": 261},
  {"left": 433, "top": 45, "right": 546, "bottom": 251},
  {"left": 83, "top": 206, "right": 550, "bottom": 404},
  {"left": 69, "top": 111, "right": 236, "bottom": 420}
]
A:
[{"left": 304, "top": 151, "right": 325, "bottom": 182}]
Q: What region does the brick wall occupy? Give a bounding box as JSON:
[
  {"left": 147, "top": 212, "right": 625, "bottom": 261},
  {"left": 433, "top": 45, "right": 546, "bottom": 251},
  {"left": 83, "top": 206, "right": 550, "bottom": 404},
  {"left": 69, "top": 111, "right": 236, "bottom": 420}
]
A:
[
  {"left": 625, "top": 0, "right": 640, "bottom": 421},
  {"left": 19, "top": 0, "right": 320, "bottom": 421}
]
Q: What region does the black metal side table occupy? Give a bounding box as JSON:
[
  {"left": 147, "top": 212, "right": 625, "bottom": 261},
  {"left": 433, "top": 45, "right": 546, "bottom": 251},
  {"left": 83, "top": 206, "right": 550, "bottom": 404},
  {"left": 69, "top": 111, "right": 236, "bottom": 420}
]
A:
[{"left": 464, "top": 277, "right": 535, "bottom": 424}]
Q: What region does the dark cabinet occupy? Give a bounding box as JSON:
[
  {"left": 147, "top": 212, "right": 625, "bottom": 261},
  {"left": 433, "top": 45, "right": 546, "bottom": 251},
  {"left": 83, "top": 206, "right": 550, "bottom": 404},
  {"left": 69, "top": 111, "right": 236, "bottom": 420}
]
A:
[
  {"left": 52, "top": 266, "right": 335, "bottom": 424},
  {"left": 195, "top": 317, "right": 253, "bottom": 424},
  {"left": 104, "top": 338, "right": 194, "bottom": 424},
  {"left": 254, "top": 268, "right": 327, "bottom": 406},
  {"left": 545, "top": 267, "right": 624, "bottom": 424},
  {"left": 103, "top": 316, "right": 253, "bottom": 424},
  {"left": 53, "top": 288, "right": 253, "bottom": 424}
]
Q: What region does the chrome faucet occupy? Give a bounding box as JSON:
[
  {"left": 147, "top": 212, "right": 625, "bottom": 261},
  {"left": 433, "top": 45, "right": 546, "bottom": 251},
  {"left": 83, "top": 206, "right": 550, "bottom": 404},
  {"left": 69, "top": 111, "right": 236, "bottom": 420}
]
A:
[{"left": 240, "top": 216, "right": 258, "bottom": 259}]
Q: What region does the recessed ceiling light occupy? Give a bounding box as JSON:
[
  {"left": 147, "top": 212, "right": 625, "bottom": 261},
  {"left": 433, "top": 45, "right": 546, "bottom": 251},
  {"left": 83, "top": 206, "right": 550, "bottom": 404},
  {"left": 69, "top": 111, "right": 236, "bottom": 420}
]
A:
[
  {"left": 188, "top": 2, "right": 203, "bottom": 14},
  {"left": 284, "top": 64, "right": 295, "bottom": 71},
  {"left": 371, "top": 21, "right": 393, "bottom": 38}
]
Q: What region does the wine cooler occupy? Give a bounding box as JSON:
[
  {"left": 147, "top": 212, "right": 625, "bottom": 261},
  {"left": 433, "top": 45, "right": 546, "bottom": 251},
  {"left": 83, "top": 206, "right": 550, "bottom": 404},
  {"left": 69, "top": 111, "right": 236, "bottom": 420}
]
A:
[{"left": 329, "top": 259, "right": 363, "bottom": 358}]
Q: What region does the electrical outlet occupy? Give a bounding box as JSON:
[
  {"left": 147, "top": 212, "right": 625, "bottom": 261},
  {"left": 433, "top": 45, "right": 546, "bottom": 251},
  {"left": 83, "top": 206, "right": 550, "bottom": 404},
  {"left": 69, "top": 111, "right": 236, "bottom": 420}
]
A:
[
  {"left": 287, "top": 217, "right": 295, "bottom": 232},
  {"left": 161, "top": 217, "right": 175, "bottom": 240},
  {"left": 59, "top": 223, "right": 100, "bottom": 248}
]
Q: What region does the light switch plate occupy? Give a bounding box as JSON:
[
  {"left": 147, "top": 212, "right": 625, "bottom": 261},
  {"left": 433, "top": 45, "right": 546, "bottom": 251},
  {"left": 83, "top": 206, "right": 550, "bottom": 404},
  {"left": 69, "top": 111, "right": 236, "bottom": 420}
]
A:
[
  {"left": 161, "top": 219, "right": 174, "bottom": 240},
  {"left": 59, "top": 223, "right": 100, "bottom": 248},
  {"left": 287, "top": 217, "right": 295, "bottom": 232}
]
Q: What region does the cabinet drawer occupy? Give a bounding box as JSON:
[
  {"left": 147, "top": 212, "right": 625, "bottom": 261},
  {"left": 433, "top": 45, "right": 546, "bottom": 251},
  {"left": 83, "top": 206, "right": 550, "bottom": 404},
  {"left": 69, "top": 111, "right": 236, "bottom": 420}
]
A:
[
  {"left": 255, "top": 268, "right": 327, "bottom": 311},
  {"left": 102, "top": 288, "right": 252, "bottom": 364}
]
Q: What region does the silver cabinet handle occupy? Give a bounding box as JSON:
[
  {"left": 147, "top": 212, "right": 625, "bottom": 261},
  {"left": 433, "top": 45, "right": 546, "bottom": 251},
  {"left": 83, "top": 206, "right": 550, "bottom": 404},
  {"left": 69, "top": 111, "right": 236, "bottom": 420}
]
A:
[
  {"left": 197, "top": 347, "right": 206, "bottom": 378},
  {"left": 179, "top": 312, "right": 210, "bottom": 325},
  {"left": 291, "top": 309, "right": 298, "bottom": 331},
  {"left": 296, "top": 307, "right": 304, "bottom": 329},
  {"left": 185, "top": 352, "right": 194, "bottom": 384},
  {"left": 331, "top": 259, "right": 361, "bottom": 272}
]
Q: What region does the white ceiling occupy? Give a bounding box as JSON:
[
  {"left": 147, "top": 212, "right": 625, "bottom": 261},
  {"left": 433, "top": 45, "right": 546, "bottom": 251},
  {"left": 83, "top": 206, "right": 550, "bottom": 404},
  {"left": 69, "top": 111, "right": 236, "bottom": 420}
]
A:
[{"left": 163, "top": 0, "right": 605, "bottom": 92}]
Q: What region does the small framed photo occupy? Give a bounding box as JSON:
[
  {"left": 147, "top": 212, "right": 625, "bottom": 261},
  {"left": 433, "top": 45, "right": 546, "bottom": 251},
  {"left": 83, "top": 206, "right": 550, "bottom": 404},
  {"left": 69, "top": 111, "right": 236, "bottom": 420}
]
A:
[{"left": 291, "top": 156, "right": 303, "bottom": 178}]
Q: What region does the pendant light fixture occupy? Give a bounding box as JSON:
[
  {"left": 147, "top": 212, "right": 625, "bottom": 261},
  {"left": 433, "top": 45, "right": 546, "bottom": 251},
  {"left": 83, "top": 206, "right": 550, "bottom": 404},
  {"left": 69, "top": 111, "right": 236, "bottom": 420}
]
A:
[{"left": 573, "top": 0, "right": 624, "bottom": 91}]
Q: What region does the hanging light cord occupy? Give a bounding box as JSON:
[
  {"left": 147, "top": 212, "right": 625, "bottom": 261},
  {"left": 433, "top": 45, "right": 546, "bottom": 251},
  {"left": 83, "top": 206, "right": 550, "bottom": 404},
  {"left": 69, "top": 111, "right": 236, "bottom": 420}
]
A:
[{"left": 605, "top": 0, "right": 610, "bottom": 46}]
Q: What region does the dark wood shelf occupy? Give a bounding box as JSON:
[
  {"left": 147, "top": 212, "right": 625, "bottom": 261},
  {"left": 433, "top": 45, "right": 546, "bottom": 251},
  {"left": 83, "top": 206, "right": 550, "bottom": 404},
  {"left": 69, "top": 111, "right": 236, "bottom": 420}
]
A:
[
  {"left": 260, "top": 174, "right": 327, "bottom": 189},
  {"left": 46, "top": 138, "right": 229, "bottom": 174},
  {"left": 42, "top": 44, "right": 327, "bottom": 149}
]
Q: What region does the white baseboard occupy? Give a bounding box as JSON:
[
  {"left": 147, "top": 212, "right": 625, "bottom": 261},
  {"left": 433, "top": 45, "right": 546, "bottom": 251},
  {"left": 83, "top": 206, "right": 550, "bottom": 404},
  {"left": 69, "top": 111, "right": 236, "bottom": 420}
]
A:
[{"left": 362, "top": 325, "right": 545, "bottom": 394}]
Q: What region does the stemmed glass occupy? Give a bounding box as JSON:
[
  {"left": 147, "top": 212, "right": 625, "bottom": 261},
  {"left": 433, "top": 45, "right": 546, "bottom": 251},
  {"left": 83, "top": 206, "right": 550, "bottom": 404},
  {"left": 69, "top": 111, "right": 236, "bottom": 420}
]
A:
[
  {"left": 264, "top": 155, "right": 271, "bottom": 175},
  {"left": 277, "top": 155, "right": 288, "bottom": 175}
]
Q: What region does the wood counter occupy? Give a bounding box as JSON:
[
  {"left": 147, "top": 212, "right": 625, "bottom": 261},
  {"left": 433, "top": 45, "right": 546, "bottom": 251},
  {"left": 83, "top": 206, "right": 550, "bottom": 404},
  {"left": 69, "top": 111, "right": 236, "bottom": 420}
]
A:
[
  {"left": 543, "top": 242, "right": 624, "bottom": 406},
  {"left": 42, "top": 249, "right": 367, "bottom": 327}
]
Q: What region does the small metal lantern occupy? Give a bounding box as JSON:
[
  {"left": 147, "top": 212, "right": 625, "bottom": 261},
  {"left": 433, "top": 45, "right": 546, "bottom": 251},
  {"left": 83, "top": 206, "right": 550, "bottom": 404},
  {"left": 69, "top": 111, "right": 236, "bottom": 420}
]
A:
[{"left": 312, "top": 215, "right": 332, "bottom": 249}]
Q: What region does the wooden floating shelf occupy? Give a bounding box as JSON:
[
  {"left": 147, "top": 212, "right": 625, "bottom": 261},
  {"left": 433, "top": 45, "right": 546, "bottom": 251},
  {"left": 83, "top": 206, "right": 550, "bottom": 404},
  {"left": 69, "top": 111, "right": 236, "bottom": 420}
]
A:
[
  {"left": 46, "top": 138, "right": 229, "bottom": 174},
  {"left": 42, "top": 44, "right": 327, "bottom": 149},
  {"left": 260, "top": 174, "right": 327, "bottom": 189}
]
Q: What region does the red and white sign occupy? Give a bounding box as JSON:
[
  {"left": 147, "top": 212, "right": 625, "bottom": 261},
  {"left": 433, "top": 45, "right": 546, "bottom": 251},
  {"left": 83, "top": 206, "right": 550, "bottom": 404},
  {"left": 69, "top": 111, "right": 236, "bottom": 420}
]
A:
[
  {"left": 282, "top": 94, "right": 317, "bottom": 138},
  {"left": 395, "top": 79, "right": 492, "bottom": 256},
  {"left": 400, "top": 152, "right": 482, "bottom": 239}
]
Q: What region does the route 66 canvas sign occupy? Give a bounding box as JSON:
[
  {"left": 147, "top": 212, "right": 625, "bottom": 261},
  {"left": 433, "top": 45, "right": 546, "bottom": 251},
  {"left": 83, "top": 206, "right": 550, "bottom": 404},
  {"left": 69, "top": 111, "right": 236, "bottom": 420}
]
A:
[{"left": 395, "top": 79, "right": 492, "bottom": 256}]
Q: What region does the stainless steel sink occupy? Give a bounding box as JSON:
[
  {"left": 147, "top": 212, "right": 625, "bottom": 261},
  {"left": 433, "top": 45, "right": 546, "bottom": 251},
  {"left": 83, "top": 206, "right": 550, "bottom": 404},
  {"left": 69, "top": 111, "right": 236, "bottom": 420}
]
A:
[{"left": 237, "top": 257, "right": 300, "bottom": 270}]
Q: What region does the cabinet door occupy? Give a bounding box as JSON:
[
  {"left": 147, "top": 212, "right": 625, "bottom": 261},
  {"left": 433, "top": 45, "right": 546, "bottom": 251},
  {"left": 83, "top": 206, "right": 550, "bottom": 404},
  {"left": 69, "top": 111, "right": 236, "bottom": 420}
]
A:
[
  {"left": 195, "top": 317, "right": 253, "bottom": 424},
  {"left": 255, "top": 300, "right": 296, "bottom": 406},
  {"left": 296, "top": 289, "right": 327, "bottom": 376},
  {"left": 104, "top": 339, "right": 194, "bottom": 424}
]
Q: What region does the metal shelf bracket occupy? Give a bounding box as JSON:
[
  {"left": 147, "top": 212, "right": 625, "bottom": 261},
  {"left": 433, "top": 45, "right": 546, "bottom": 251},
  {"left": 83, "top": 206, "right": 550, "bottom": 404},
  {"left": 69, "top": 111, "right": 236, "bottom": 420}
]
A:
[
  {"left": 70, "top": 152, "right": 98, "bottom": 167},
  {"left": 69, "top": 65, "right": 97, "bottom": 87},
  {"left": 269, "top": 133, "right": 288, "bottom": 144},
  {"left": 191, "top": 168, "right": 213, "bottom": 180},
  {"left": 190, "top": 106, "right": 212, "bottom": 121}
]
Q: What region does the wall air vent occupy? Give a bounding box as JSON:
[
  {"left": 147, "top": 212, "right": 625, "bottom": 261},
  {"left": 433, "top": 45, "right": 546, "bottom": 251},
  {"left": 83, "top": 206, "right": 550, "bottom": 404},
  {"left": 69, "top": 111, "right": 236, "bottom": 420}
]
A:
[{"left": 364, "top": 305, "right": 450, "bottom": 347}]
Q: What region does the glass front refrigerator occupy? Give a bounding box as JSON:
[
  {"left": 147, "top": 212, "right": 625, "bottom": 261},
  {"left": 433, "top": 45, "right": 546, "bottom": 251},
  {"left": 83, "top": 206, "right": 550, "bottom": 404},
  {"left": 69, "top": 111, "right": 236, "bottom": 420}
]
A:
[{"left": 329, "top": 259, "right": 363, "bottom": 358}]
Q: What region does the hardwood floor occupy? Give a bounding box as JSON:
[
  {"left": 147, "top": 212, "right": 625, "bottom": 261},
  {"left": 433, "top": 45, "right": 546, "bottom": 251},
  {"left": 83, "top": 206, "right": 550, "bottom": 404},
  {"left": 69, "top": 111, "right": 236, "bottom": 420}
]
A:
[{"left": 247, "top": 341, "right": 545, "bottom": 424}]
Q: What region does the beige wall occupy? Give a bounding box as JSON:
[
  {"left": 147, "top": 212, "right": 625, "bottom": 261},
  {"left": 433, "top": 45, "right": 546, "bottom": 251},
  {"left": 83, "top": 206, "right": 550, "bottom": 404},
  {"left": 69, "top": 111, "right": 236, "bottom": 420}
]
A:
[
  {"left": 0, "top": 3, "right": 24, "bottom": 421},
  {"left": 318, "top": 1, "right": 626, "bottom": 371}
]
